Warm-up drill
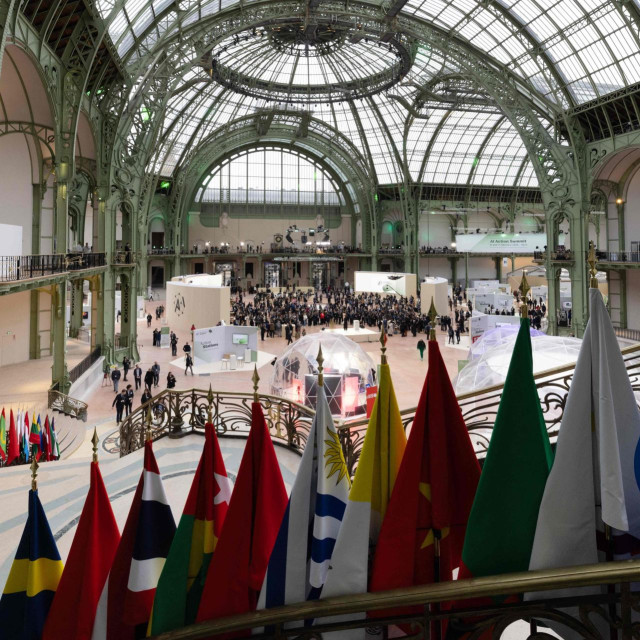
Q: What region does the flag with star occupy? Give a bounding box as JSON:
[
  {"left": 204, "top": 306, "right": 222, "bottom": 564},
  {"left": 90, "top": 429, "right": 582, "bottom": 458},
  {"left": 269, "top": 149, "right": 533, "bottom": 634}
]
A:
[
  {"left": 149, "top": 422, "right": 232, "bottom": 634},
  {"left": 370, "top": 340, "right": 481, "bottom": 630}
]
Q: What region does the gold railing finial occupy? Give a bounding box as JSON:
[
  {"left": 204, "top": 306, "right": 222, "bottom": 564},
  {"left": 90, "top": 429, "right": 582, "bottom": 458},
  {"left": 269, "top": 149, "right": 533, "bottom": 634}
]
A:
[
  {"left": 380, "top": 328, "right": 388, "bottom": 364},
  {"left": 317, "top": 345, "right": 324, "bottom": 387},
  {"left": 428, "top": 297, "right": 437, "bottom": 341},
  {"left": 252, "top": 365, "right": 260, "bottom": 402},
  {"left": 91, "top": 428, "right": 99, "bottom": 463},
  {"left": 145, "top": 406, "right": 153, "bottom": 442},
  {"left": 519, "top": 270, "right": 530, "bottom": 319},
  {"left": 207, "top": 384, "right": 214, "bottom": 424},
  {"left": 30, "top": 454, "right": 39, "bottom": 491},
  {"left": 588, "top": 241, "right": 599, "bottom": 289}
]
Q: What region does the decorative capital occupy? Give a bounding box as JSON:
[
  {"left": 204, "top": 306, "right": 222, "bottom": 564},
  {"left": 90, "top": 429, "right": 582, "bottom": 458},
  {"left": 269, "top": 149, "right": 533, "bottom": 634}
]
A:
[
  {"left": 317, "top": 345, "right": 324, "bottom": 387},
  {"left": 380, "top": 328, "right": 387, "bottom": 364},
  {"left": 252, "top": 365, "right": 260, "bottom": 402},
  {"left": 519, "top": 270, "right": 530, "bottom": 319},
  {"left": 91, "top": 428, "right": 99, "bottom": 463},
  {"left": 145, "top": 406, "right": 153, "bottom": 442},
  {"left": 30, "top": 454, "right": 39, "bottom": 491},
  {"left": 588, "top": 241, "right": 599, "bottom": 288},
  {"left": 428, "top": 297, "right": 437, "bottom": 341}
]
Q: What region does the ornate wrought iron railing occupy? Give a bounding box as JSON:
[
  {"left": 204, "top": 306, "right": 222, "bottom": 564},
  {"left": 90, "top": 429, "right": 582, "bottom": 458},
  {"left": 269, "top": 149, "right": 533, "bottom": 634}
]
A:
[
  {"left": 48, "top": 389, "right": 88, "bottom": 422},
  {"left": 119, "top": 389, "right": 315, "bottom": 457},
  {"left": 119, "top": 344, "right": 640, "bottom": 470},
  {"left": 148, "top": 559, "right": 640, "bottom": 640},
  {"left": 0, "top": 252, "right": 106, "bottom": 282},
  {"left": 68, "top": 347, "right": 101, "bottom": 384}
]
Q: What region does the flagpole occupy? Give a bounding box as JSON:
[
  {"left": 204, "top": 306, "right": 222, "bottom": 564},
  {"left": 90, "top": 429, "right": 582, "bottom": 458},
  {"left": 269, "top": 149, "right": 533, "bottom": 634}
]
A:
[
  {"left": 428, "top": 299, "right": 443, "bottom": 640},
  {"left": 589, "top": 242, "right": 617, "bottom": 640},
  {"left": 92, "top": 428, "right": 99, "bottom": 463}
]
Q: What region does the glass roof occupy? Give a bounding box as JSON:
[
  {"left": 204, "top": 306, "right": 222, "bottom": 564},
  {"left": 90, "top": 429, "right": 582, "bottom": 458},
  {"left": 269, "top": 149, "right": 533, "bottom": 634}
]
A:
[{"left": 98, "top": 0, "right": 640, "bottom": 190}]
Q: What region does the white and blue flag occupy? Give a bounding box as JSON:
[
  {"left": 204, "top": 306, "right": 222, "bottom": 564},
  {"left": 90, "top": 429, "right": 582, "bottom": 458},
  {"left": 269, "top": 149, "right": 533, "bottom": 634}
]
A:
[{"left": 258, "top": 381, "right": 350, "bottom": 609}]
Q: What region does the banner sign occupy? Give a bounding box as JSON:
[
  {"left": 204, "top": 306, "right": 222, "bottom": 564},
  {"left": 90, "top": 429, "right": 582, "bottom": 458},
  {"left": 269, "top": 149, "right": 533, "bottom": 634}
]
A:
[{"left": 455, "top": 233, "right": 563, "bottom": 254}]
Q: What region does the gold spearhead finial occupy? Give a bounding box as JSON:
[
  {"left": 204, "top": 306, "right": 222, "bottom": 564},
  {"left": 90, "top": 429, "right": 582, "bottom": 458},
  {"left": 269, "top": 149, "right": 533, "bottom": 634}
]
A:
[
  {"left": 252, "top": 365, "right": 260, "bottom": 402},
  {"left": 145, "top": 406, "right": 153, "bottom": 442},
  {"left": 519, "top": 270, "right": 530, "bottom": 319},
  {"left": 588, "top": 241, "right": 599, "bottom": 289},
  {"left": 428, "top": 297, "right": 438, "bottom": 341},
  {"left": 316, "top": 345, "right": 324, "bottom": 387},
  {"left": 91, "top": 428, "right": 99, "bottom": 463},
  {"left": 30, "top": 454, "right": 39, "bottom": 491},
  {"left": 207, "top": 384, "right": 214, "bottom": 424},
  {"left": 380, "top": 328, "right": 387, "bottom": 364}
]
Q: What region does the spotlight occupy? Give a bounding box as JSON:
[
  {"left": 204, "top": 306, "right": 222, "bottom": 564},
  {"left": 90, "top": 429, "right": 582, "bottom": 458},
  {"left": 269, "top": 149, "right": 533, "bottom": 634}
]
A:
[
  {"left": 286, "top": 232, "right": 293, "bottom": 243},
  {"left": 323, "top": 232, "right": 330, "bottom": 242},
  {"left": 301, "top": 234, "right": 307, "bottom": 243},
  {"left": 616, "top": 197, "right": 624, "bottom": 205}
]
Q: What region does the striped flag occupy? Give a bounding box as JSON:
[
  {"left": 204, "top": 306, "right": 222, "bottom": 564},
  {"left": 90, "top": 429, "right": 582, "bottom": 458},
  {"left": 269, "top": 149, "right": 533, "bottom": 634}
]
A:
[
  {"left": 258, "top": 380, "right": 350, "bottom": 611},
  {"left": 22, "top": 412, "right": 29, "bottom": 462},
  {"left": 50, "top": 418, "right": 60, "bottom": 461},
  {"left": 91, "top": 440, "right": 175, "bottom": 639},
  {"left": 149, "top": 423, "right": 231, "bottom": 634},
  {"left": 29, "top": 414, "right": 40, "bottom": 460},
  {"left": 0, "top": 489, "right": 64, "bottom": 639},
  {"left": 0, "top": 409, "right": 6, "bottom": 462},
  {"left": 320, "top": 361, "right": 407, "bottom": 638}
]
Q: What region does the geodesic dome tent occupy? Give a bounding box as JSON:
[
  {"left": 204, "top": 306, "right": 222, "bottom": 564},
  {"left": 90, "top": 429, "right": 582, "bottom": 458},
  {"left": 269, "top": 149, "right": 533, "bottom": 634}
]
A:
[
  {"left": 270, "top": 332, "right": 376, "bottom": 417},
  {"left": 454, "top": 334, "right": 583, "bottom": 396},
  {"left": 467, "top": 325, "right": 544, "bottom": 361}
]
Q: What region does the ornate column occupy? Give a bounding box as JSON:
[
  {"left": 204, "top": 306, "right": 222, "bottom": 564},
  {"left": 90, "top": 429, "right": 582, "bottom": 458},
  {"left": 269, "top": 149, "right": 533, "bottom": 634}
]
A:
[{"left": 51, "top": 282, "right": 69, "bottom": 393}]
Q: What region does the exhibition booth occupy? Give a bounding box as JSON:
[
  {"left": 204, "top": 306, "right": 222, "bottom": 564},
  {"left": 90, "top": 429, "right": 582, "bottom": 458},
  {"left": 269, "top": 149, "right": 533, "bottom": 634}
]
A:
[
  {"left": 270, "top": 333, "right": 375, "bottom": 417},
  {"left": 420, "top": 277, "right": 448, "bottom": 316},
  {"left": 354, "top": 271, "right": 417, "bottom": 299},
  {"left": 165, "top": 273, "right": 230, "bottom": 333}
]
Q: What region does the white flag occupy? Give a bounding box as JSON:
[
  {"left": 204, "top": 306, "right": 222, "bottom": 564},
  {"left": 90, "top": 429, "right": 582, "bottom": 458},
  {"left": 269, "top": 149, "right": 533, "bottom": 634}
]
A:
[{"left": 527, "top": 288, "right": 640, "bottom": 637}]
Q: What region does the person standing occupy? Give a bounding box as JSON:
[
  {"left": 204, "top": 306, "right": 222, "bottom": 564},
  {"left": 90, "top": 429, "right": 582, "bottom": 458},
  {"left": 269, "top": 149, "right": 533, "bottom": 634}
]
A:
[
  {"left": 152, "top": 361, "right": 160, "bottom": 387},
  {"left": 448, "top": 326, "right": 455, "bottom": 344},
  {"left": 166, "top": 371, "right": 176, "bottom": 389},
  {"left": 111, "top": 366, "right": 121, "bottom": 393},
  {"left": 147, "top": 313, "right": 152, "bottom": 328},
  {"left": 170, "top": 332, "right": 178, "bottom": 357},
  {"left": 141, "top": 387, "right": 152, "bottom": 407},
  {"left": 122, "top": 356, "right": 130, "bottom": 381},
  {"left": 144, "top": 367, "right": 154, "bottom": 391},
  {"left": 133, "top": 363, "right": 142, "bottom": 390},
  {"left": 112, "top": 390, "right": 127, "bottom": 424},
  {"left": 455, "top": 327, "right": 461, "bottom": 344},
  {"left": 185, "top": 353, "right": 194, "bottom": 376},
  {"left": 417, "top": 338, "right": 426, "bottom": 361},
  {"left": 125, "top": 384, "right": 134, "bottom": 416}
]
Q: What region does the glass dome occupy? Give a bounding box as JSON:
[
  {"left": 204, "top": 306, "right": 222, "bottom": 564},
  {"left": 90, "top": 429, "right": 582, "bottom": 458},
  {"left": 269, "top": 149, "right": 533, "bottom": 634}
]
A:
[
  {"left": 467, "top": 325, "right": 544, "bottom": 361},
  {"left": 454, "top": 334, "right": 583, "bottom": 395},
  {"left": 270, "top": 332, "right": 375, "bottom": 417}
]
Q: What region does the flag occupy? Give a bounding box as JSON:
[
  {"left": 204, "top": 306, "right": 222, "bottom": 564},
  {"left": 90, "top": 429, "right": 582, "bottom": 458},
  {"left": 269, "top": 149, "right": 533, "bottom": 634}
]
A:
[
  {"left": 149, "top": 423, "right": 231, "bottom": 634},
  {"left": 196, "top": 402, "right": 287, "bottom": 633},
  {"left": 43, "top": 416, "right": 51, "bottom": 462},
  {"left": 258, "top": 380, "right": 350, "bottom": 611},
  {"left": 370, "top": 340, "right": 481, "bottom": 616},
  {"left": 460, "top": 318, "right": 553, "bottom": 580},
  {"left": 0, "top": 409, "right": 6, "bottom": 462},
  {"left": 50, "top": 419, "right": 60, "bottom": 461},
  {"left": 0, "top": 489, "right": 64, "bottom": 639},
  {"left": 91, "top": 440, "right": 175, "bottom": 640},
  {"left": 39, "top": 416, "right": 47, "bottom": 461},
  {"left": 29, "top": 414, "right": 40, "bottom": 460},
  {"left": 43, "top": 459, "right": 120, "bottom": 640},
  {"left": 320, "top": 360, "right": 407, "bottom": 638},
  {"left": 527, "top": 288, "right": 640, "bottom": 637},
  {"left": 7, "top": 410, "right": 19, "bottom": 466},
  {"left": 22, "top": 411, "right": 29, "bottom": 462}
]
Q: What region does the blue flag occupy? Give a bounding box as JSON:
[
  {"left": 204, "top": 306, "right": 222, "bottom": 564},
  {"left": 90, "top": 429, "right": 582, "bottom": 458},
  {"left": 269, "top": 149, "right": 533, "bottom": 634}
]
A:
[{"left": 0, "top": 490, "right": 63, "bottom": 639}]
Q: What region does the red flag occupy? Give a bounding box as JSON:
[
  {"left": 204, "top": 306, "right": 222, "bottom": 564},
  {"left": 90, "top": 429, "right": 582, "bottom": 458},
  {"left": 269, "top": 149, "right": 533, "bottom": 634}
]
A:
[
  {"left": 7, "top": 410, "right": 19, "bottom": 466},
  {"left": 370, "top": 341, "right": 481, "bottom": 624},
  {"left": 44, "top": 416, "right": 52, "bottom": 461},
  {"left": 196, "top": 402, "right": 287, "bottom": 634},
  {"left": 42, "top": 460, "right": 120, "bottom": 640}
]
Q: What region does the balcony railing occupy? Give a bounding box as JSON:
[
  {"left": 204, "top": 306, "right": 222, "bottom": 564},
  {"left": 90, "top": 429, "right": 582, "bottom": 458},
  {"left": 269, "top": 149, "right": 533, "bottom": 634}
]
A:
[
  {"left": 0, "top": 253, "right": 106, "bottom": 282},
  {"left": 533, "top": 250, "right": 574, "bottom": 261},
  {"left": 68, "top": 347, "right": 101, "bottom": 384},
  {"left": 596, "top": 250, "right": 640, "bottom": 263},
  {"left": 148, "top": 248, "right": 176, "bottom": 255},
  {"left": 47, "top": 389, "right": 88, "bottom": 421},
  {"left": 148, "top": 559, "right": 640, "bottom": 640},
  {"left": 119, "top": 344, "right": 640, "bottom": 472}
]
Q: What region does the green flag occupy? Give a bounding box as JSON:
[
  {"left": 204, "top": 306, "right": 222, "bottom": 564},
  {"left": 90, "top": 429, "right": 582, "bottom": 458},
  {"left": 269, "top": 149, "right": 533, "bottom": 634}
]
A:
[{"left": 461, "top": 318, "right": 553, "bottom": 578}]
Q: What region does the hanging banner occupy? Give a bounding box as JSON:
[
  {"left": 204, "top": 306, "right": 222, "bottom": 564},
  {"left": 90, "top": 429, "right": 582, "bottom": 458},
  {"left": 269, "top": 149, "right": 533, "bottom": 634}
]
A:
[{"left": 455, "top": 233, "right": 562, "bottom": 254}]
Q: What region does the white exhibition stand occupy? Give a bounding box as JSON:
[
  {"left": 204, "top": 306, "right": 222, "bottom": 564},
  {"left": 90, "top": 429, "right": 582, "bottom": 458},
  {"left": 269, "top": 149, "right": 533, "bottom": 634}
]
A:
[
  {"left": 354, "top": 271, "right": 417, "bottom": 299},
  {"left": 193, "top": 325, "right": 259, "bottom": 364},
  {"left": 420, "top": 277, "right": 448, "bottom": 316}
]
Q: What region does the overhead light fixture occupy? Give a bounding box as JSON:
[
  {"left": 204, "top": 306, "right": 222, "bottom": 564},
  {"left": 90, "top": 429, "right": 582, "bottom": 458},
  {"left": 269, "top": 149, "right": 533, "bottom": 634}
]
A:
[
  {"left": 323, "top": 232, "right": 330, "bottom": 242},
  {"left": 616, "top": 197, "right": 624, "bottom": 205},
  {"left": 301, "top": 234, "right": 307, "bottom": 243},
  {"left": 286, "top": 232, "right": 293, "bottom": 243}
]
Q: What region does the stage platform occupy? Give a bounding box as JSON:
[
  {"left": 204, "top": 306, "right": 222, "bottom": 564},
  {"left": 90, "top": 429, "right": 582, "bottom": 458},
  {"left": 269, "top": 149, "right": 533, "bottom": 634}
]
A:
[
  {"left": 325, "top": 326, "right": 379, "bottom": 343},
  {"left": 171, "top": 349, "right": 276, "bottom": 375}
]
